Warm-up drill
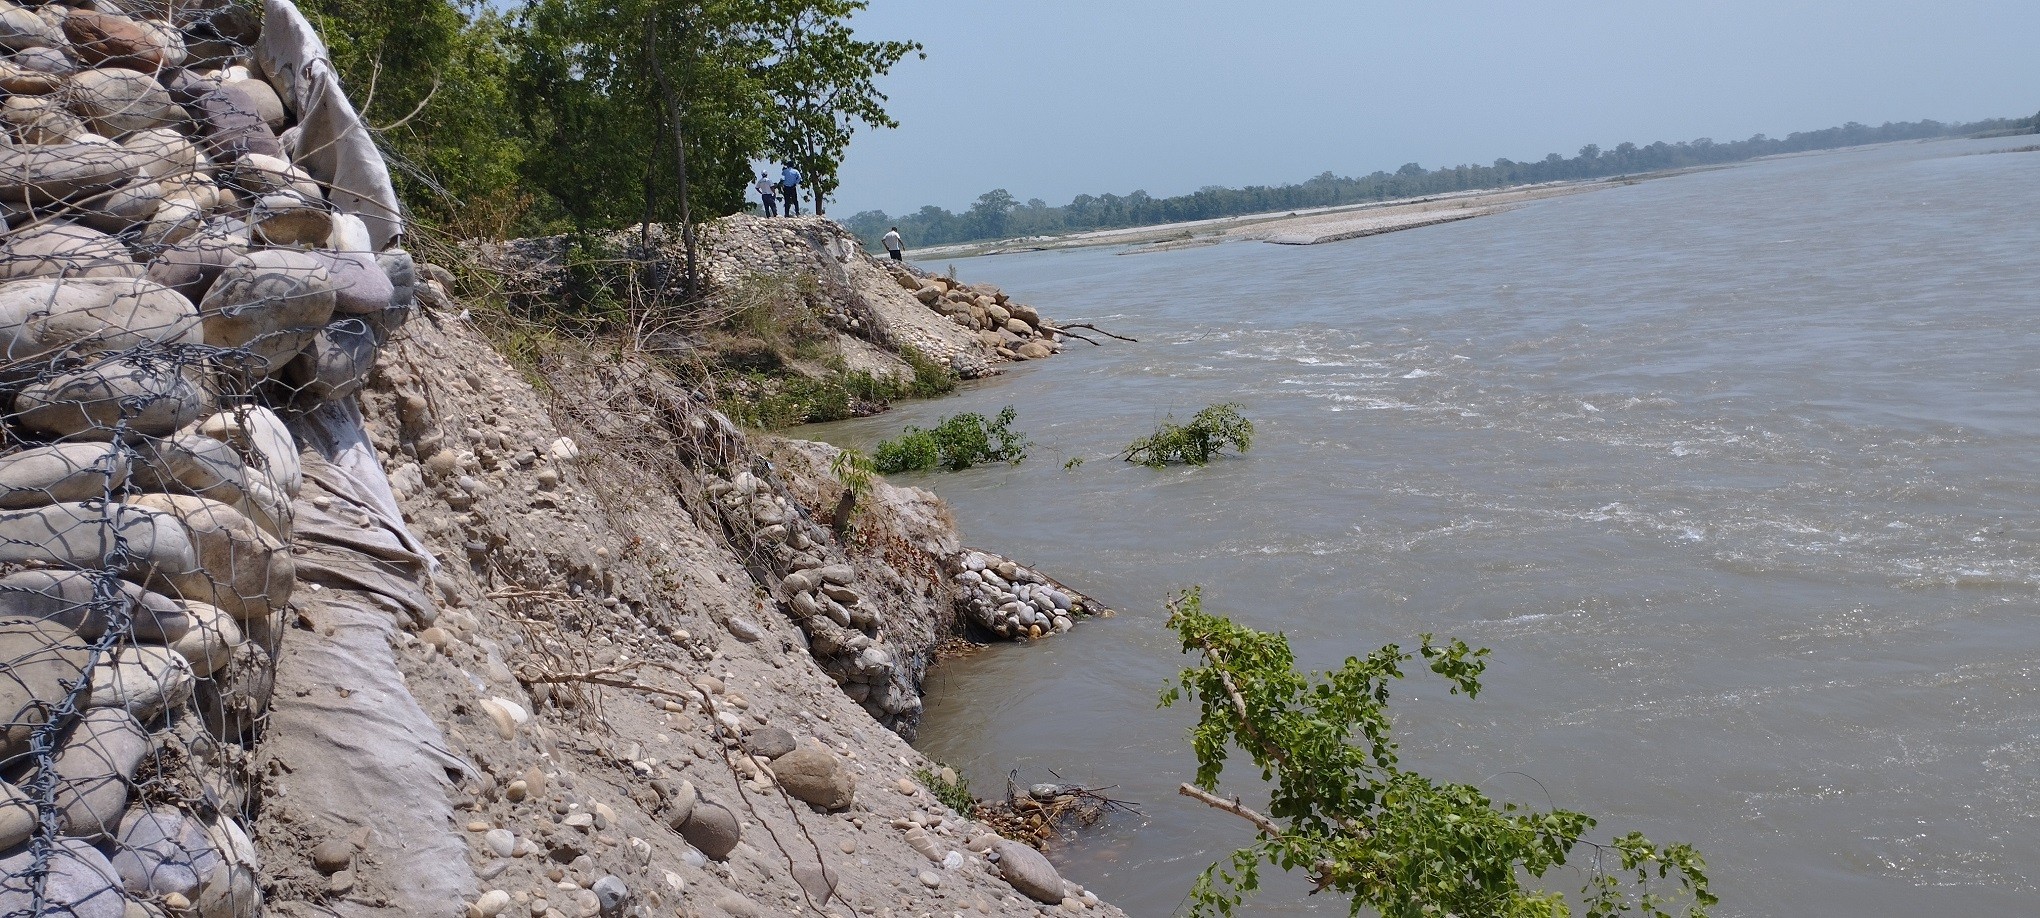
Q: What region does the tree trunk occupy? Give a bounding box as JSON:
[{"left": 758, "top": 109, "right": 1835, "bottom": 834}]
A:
[
  {"left": 639, "top": 129, "right": 659, "bottom": 249},
  {"left": 644, "top": 24, "right": 698, "bottom": 294}
]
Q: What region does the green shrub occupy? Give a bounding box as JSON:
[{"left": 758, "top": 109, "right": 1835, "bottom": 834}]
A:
[
  {"left": 1163, "top": 588, "right": 1714, "bottom": 917},
  {"left": 872, "top": 429, "right": 939, "bottom": 472},
  {"left": 1121, "top": 403, "right": 1254, "bottom": 468},
  {"left": 719, "top": 353, "right": 961, "bottom": 430},
  {"left": 913, "top": 764, "right": 975, "bottom": 814},
  {"left": 873, "top": 406, "right": 1028, "bottom": 473},
  {"left": 900, "top": 346, "right": 959, "bottom": 399}
]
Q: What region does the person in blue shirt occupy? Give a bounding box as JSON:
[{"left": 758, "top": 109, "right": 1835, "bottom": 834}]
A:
[{"left": 779, "top": 163, "right": 803, "bottom": 215}]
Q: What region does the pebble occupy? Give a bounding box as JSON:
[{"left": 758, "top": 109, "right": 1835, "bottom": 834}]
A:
[
  {"left": 484, "top": 828, "right": 516, "bottom": 857},
  {"left": 726, "top": 616, "right": 764, "bottom": 643},
  {"left": 473, "top": 889, "right": 512, "bottom": 918},
  {"left": 311, "top": 838, "right": 354, "bottom": 874},
  {"left": 918, "top": 870, "right": 942, "bottom": 889},
  {"left": 895, "top": 778, "right": 917, "bottom": 795},
  {"left": 590, "top": 876, "right": 629, "bottom": 916}
]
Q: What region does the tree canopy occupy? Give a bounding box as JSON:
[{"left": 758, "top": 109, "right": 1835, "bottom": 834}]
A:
[{"left": 298, "top": 0, "right": 920, "bottom": 238}]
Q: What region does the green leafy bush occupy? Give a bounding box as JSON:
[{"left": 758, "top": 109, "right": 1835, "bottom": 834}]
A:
[
  {"left": 720, "top": 348, "right": 959, "bottom": 430},
  {"left": 1162, "top": 588, "right": 1714, "bottom": 918},
  {"left": 1121, "top": 403, "right": 1254, "bottom": 467},
  {"left": 900, "top": 346, "right": 960, "bottom": 399},
  {"left": 873, "top": 406, "right": 1028, "bottom": 473},
  {"left": 912, "top": 764, "right": 976, "bottom": 814}
]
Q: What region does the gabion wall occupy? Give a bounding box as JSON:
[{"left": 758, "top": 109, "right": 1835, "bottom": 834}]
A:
[{"left": 0, "top": 0, "right": 411, "bottom": 914}]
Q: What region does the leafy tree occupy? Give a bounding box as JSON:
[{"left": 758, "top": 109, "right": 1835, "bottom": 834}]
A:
[
  {"left": 758, "top": 0, "right": 923, "bottom": 215},
  {"left": 965, "top": 188, "right": 1018, "bottom": 239},
  {"left": 1161, "top": 589, "right": 1716, "bottom": 918},
  {"left": 511, "top": 0, "right": 774, "bottom": 280},
  {"left": 295, "top": 0, "right": 529, "bottom": 234},
  {"left": 507, "top": 0, "right": 917, "bottom": 286}
]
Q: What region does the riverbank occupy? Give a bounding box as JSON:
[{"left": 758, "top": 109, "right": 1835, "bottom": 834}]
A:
[
  {"left": 908, "top": 179, "right": 1617, "bottom": 259},
  {"left": 465, "top": 216, "right": 1083, "bottom": 426},
  {"left": 256, "top": 264, "right": 1130, "bottom": 915}
]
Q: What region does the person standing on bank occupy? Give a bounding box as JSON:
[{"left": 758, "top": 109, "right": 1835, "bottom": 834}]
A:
[
  {"left": 779, "top": 162, "right": 803, "bottom": 215},
  {"left": 755, "top": 172, "right": 778, "bottom": 217},
  {"left": 882, "top": 226, "right": 904, "bottom": 261}
]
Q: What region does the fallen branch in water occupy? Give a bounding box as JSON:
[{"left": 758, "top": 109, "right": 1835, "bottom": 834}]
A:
[{"left": 1040, "top": 321, "right": 1138, "bottom": 345}]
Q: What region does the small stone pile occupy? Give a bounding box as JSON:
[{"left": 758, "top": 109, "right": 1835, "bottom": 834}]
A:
[
  {"left": 0, "top": 1, "right": 409, "bottom": 914},
  {"left": 889, "top": 270, "right": 1062, "bottom": 362},
  {"left": 704, "top": 465, "right": 923, "bottom": 727},
  {"left": 952, "top": 551, "right": 1105, "bottom": 640}
]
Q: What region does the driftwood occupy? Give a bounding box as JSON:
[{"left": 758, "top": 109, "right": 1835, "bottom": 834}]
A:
[
  {"left": 974, "top": 769, "right": 1141, "bottom": 849},
  {"left": 1040, "top": 321, "right": 1138, "bottom": 346}
]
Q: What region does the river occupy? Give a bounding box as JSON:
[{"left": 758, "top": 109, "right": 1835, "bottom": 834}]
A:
[{"left": 807, "top": 137, "right": 2040, "bottom": 916}]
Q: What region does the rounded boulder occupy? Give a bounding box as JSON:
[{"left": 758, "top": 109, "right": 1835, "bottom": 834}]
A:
[
  {"left": 0, "top": 223, "right": 144, "bottom": 281},
  {"left": 0, "top": 141, "right": 149, "bottom": 204},
  {"left": 770, "top": 743, "right": 855, "bottom": 811},
  {"left": 0, "top": 276, "right": 203, "bottom": 378},
  {"left": 198, "top": 249, "right": 337, "bottom": 377},
  {"left": 64, "top": 67, "right": 184, "bottom": 135},
  {"left": 11, "top": 353, "right": 211, "bottom": 439}
]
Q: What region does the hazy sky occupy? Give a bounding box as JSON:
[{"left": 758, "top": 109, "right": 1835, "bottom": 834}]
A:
[{"left": 823, "top": 0, "right": 2040, "bottom": 218}]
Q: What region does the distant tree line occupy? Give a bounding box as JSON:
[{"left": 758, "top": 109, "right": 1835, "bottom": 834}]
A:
[{"left": 846, "top": 112, "right": 2040, "bottom": 250}]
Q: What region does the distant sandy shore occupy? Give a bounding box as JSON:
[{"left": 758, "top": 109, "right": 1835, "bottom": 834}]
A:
[{"left": 908, "top": 177, "right": 1632, "bottom": 259}]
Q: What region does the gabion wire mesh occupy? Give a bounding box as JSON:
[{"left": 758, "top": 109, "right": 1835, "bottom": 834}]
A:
[{"left": 0, "top": 0, "right": 410, "bottom": 914}]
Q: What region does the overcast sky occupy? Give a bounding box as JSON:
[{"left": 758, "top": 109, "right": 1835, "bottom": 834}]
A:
[{"left": 822, "top": 0, "right": 2040, "bottom": 218}]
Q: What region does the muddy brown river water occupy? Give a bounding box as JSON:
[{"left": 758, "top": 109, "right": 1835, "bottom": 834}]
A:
[{"left": 810, "top": 137, "right": 2040, "bottom": 916}]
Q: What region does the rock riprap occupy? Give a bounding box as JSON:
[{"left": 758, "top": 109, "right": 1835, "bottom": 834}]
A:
[
  {"left": 886, "top": 268, "right": 1064, "bottom": 363},
  {"left": 952, "top": 550, "right": 1110, "bottom": 641},
  {"left": 0, "top": 1, "right": 409, "bottom": 915}
]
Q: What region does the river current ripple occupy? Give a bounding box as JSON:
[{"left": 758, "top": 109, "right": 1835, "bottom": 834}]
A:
[{"left": 809, "top": 137, "right": 2040, "bottom": 916}]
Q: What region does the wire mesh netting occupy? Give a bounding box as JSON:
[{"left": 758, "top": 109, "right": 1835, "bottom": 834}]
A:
[{"left": 0, "top": 0, "right": 409, "bottom": 913}]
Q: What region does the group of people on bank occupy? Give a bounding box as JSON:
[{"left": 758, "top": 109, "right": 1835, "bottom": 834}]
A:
[
  {"left": 754, "top": 163, "right": 805, "bottom": 217},
  {"left": 752, "top": 162, "right": 908, "bottom": 262}
]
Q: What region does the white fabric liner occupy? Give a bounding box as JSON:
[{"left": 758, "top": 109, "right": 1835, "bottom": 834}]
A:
[
  {"left": 255, "top": 0, "right": 406, "bottom": 250},
  {"left": 265, "top": 403, "right": 471, "bottom": 915},
  {"left": 251, "top": 6, "right": 464, "bottom": 907}
]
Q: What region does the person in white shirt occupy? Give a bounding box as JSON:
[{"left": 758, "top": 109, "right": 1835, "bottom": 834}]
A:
[
  {"left": 882, "top": 227, "right": 904, "bottom": 261},
  {"left": 754, "top": 173, "right": 778, "bottom": 216}
]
